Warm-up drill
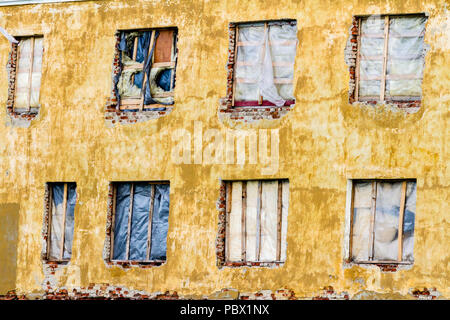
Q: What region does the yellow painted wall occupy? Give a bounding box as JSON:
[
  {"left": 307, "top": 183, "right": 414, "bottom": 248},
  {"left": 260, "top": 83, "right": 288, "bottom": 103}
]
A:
[{"left": 0, "top": 0, "right": 448, "bottom": 298}]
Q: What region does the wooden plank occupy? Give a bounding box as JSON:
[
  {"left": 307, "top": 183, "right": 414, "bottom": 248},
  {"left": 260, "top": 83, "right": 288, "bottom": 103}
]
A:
[
  {"left": 256, "top": 181, "right": 262, "bottom": 261},
  {"left": 225, "top": 182, "right": 232, "bottom": 262},
  {"left": 125, "top": 183, "right": 134, "bottom": 260},
  {"left": 132, "top": 36, "right": 139, "bottom": 60},
  {"left": 154, "top": 30, "right": 174, "bottom": 63},
  {"left": 397, "top": 181, "right": 407, "bottom": 262},
  {"left": 348, "top": 181, "right": 356, "bottom": 261},
  {"left": 26, "top": 37, "right": 35, "bottom": 111},
  {"left": 59, "top": 183, "right": 68, "bottom": 260},
  {"left": 258, "top": 23, "right": 268, "bottom": 105},
  {"left": 368, "top": 181, "right": 377, "bottom": 260},
  {"left": 46, "top": 185, "right": 53, "bottom": 260},
  {"left": 152, "top": 61, "right": 175, "bottom": 68},
  {"left": 110, "top": 185, "right": 117, "bottom": 261},
  {"left": 152, "top": 92, "right": 174, "bottom": 98},
  {"left": 241, "top": 181, "right": 247, "bottom": 261},
  {"left": 276, "top": 180, "right": 282, "bottom": 261},
  {"left": 380, "top": 15, "right": 390, "bottom": 101},
  {"left": 232, "top": 26, "right": 239, "bottom": 107},
  {"left": 146, "top": 184, "right": 155, "bottom": 261},
  {"left": 140, "top": 30, "right": 156, "bottom": 111},
  {"left": 122, "top": 63, "right": 144, "bottom": 71},
  {"left": 355, "top": 18, "right": 361, "bottom": 102}
]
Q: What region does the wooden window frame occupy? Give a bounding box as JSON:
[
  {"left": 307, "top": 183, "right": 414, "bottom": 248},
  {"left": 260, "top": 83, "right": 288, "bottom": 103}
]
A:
[
  {"left": 13, "top": 35, "right": 44, "bottom": 113},
  {"left": 231, "top": 20, "right": 296, "bottom": 108},
  {"left": 45, "top": 182, "right": 75, "bottom": 263},
  {"left": 224, "top": 179, "right": 286, "bottom": 264},
  {"left": 354, "top": 14, "right": 425, "bottom": 103},
  {"left": 348, "top": 179, "right": 415, "bottom": 265},
  {"left": 109, "top": 181, "right": 169, "bottom": 263},
  {"left": 118, "top": 28, "right": 177, "bottom": 111}
]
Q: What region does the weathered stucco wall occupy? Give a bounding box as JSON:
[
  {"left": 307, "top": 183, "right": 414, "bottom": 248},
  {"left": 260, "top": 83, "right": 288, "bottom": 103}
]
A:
[{"left": 0, "top": 0, "right": 448, "bottom": 299}]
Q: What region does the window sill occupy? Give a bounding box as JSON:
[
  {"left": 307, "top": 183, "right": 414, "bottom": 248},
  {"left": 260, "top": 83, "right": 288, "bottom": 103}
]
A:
[
  {"left": 351, "top": 260, "right": 413, "bottom": 265},
  {"left": 44, "top": 259, "right": 70, "bottom": 265},
  {"left": 107, "top": 260, "right": 166, "bottom": 268},
  {"left": 119, "top": 104, "right": 170, "bottom": 111},
  {"left": 233, "top": 99, "right": 295, "bottom": 108},
  {"left": 352, "top": 99, "right": 421, "bottom": 109},
  {"left": 224, "top": 261, "right": 285, "bottom": 268},
  {"left": 346, "top": 260, "right": 413, "bottom": 272}
]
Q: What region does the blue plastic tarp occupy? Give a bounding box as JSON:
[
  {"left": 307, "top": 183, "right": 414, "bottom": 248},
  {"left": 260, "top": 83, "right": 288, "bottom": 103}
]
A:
[
  {"left": 112, "top": 183, "right": 170, "bottom": 261},
  {"left": 150, "top": 184, "right": 170, "bottom": 260},
  {"left": 129, "top": 183, "right": 151, "bottom": 260},
  {"left": 112, "top": 183, "right": 131, "bottom": 260}
]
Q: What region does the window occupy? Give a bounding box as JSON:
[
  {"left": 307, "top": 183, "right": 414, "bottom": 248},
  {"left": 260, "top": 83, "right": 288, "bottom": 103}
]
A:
[
  {"left": 348, "top": 179, "right": 417, "bottom": 264},
  {"left": 13, "top": 36, "right": 44, "bottom": 112},
  {"left": 354, "top": 14, "right": 427, "bottom": 103},
  {"left": 110, "top": 182, "right": 170, "bottom": 263},
  {"left": 232, "top": 20, "right": 297, "bottom": 107},
  {"left": 224, "top": 179, "right": 289, "bottom": 264},
  {"left": 45, "top": 182, "right": 77, "bottom": 262},
  {"left": 115, "top": 29, "right": 178, "bottom": 110}
]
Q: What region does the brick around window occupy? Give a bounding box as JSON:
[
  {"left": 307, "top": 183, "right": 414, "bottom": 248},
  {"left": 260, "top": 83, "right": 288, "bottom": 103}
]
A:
[{"left": 219, "top": 20, "right": 297, "bottom": 123}]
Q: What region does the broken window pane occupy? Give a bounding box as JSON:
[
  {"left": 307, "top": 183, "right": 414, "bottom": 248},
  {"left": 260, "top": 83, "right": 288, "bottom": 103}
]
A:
[
  {"left": 48, "top": 182, "right": 77, "bottom": 261},
  {"left": 115, "top": 29, "right": 178, "bottom": 109},
  {"left": 111, "top": 182, "right": 170, "bottom": 262},
  {"left": 226, "top": 180, "right": 289, "bottom": 263},
  {"left": 350, "top": 180, "right": 417, "bottom": 264},
  {"left": 233, "top": 21, "right": 297, "bottom": 107}
]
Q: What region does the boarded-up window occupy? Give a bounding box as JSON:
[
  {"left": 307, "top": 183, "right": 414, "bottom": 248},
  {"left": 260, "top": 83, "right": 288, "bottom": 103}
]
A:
[
  {"left": 46, "top": 182, "right": 77, "bottom": 261},
  {"left": 355, "top": 15, "right": 427, "bottom": 102},
  {"left": 232, "top": 20, "right": 297, "bottom": 107},
  {"left": 225, "top": 180, "right": 289, "bottom": 263},
  {"left": 14, "top": 36, "right": 44, "bottom": 111},
  {"left": 349, "top": 180, "right": 416, "bottom": 264},
  {"left": 110, "top": 182, "right": 170, "bottom": 262},
  {"left": 115, "top": 29, "right": 177, "bottom": 110}
]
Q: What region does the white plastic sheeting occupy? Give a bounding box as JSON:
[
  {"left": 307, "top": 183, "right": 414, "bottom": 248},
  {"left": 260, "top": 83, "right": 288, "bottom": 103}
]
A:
[
  {"left": 15, "top": 37, "right": 43, "bottom": 109},
  {"left": 373, "top": 181, "right": 402, "bottom": 261},
  {"left": 228, "top": 180, "right": 289, "bottom": 262},
  {"left": 351, "top": 180, "right": 417, "bottom": 262},
  {"left": 386, "top": 16, "right": 426, "bottom": 98},
  {"left": 48, "top": 183, "right": 77, "bottom": 261},
  {"left": 351, "top": 182, "right": 372, "bottom": 261},
  {"left": 359, "top": 17, "right": 385, "bottom": 98},
  {"left": 234, "top": 22, "right": 297, "bottom": 105},
  {"left": 358, "top": 15, "right": 427, "bottom": 99},
  {"left": 228, "top": 181, "right": 242, "bottom": 261}
]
